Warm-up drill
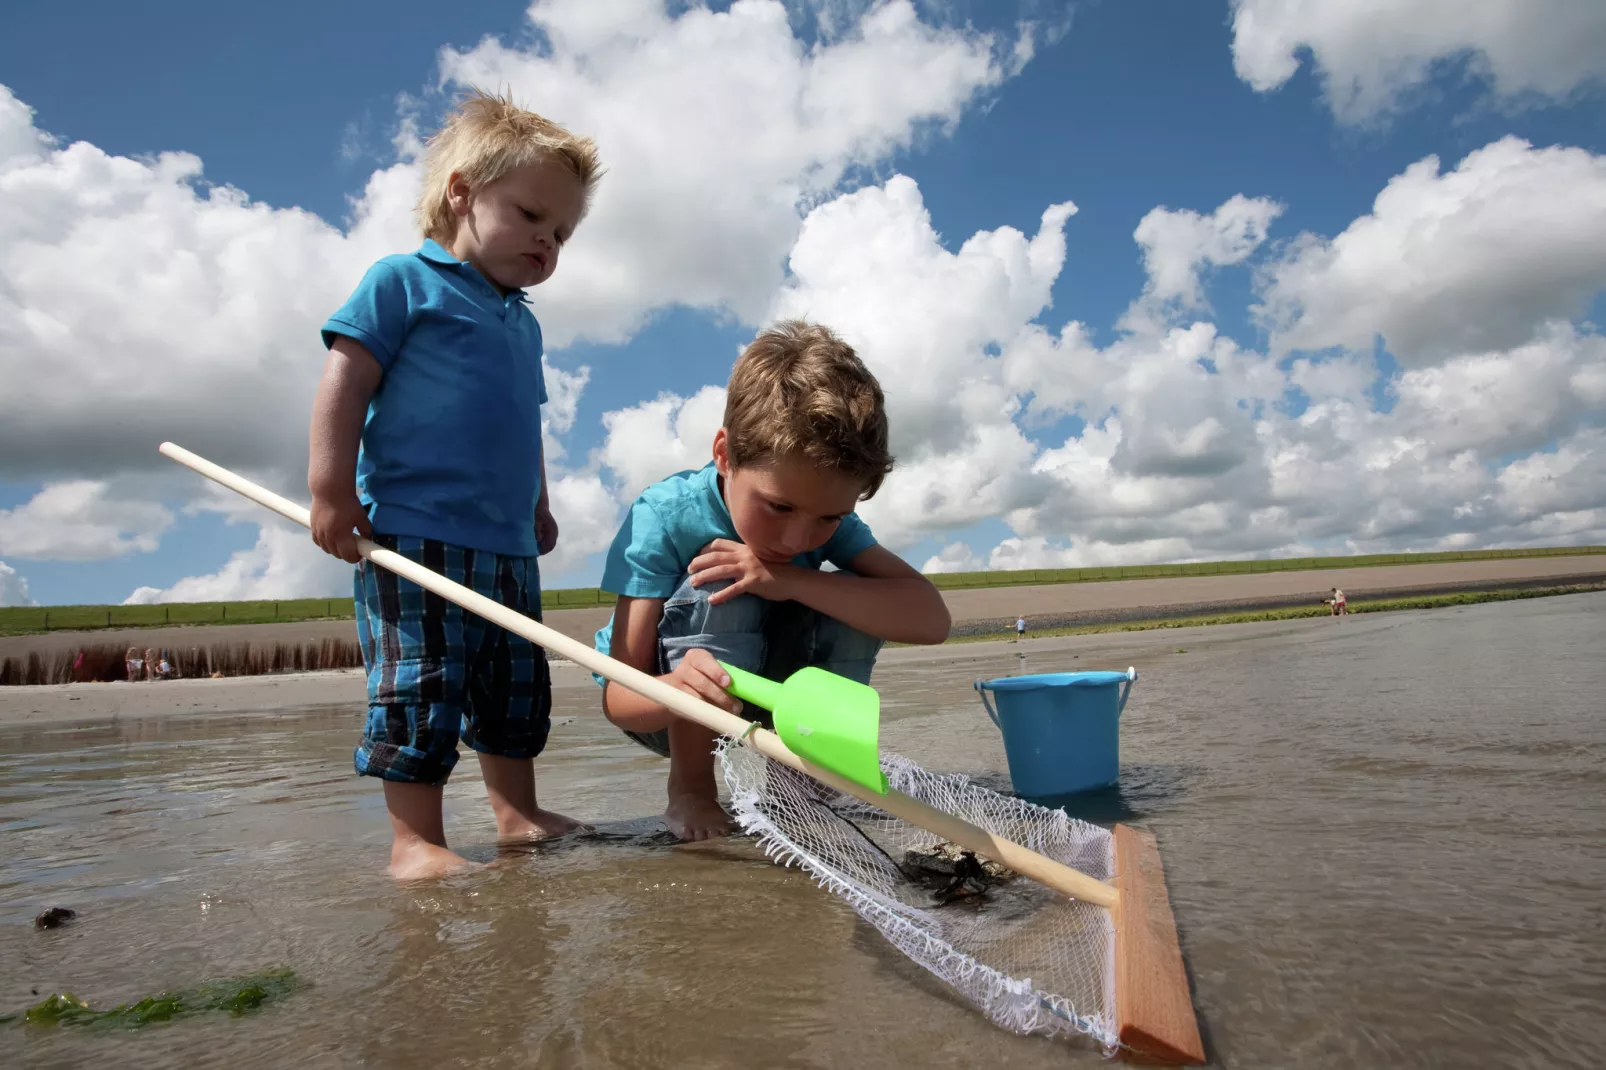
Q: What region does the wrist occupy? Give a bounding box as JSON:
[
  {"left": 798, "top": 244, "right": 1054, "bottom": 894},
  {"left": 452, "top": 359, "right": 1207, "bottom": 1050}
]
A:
[
  {"left": 309, "top": 481, "right": 357, "bottom": 504},
  {"left": 771, "top": 562, "right": 805, "bottom": 599}
]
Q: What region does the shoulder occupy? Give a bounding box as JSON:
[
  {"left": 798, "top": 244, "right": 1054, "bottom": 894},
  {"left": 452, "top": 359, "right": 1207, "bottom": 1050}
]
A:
[
  {"left": 334, "top": 253, "right": 434, "bottom": 311},
  {"left": 632, "top": 467, "right": 719, "bottom": 530},
  {"left": 357, "top": 253, "right": 422, "bottom": 287},
  {"left": 632, "top": 466, "right": 728, "bottom": 543},
  {"left": 602, "top": 467, "right": 722, "bottom": 594}
]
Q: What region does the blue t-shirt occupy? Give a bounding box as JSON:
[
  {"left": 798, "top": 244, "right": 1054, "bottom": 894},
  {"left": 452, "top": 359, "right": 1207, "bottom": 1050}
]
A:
[
  {"left": 591, "top": 461, "right": 879, "bottom": 666},
  {"left": 321, "top": 240, "right": 549, "bottom": 558}
]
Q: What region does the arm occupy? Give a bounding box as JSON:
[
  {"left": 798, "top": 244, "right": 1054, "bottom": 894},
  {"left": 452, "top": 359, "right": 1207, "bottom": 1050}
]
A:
[
  {"left": 307, "top": 336, "right": 383, "bottom": 562},
  {"left": 779, "top": 544, "right": 952, "bottom": 646},
  {"left": 688, "top": 540, "right": 952, "bottom": 646},
  {"left": 601, "top": 595, "right": 743, "bottom": 732},
  {"left": 534, "top": 438, "right": 558, "bottom": 554}
]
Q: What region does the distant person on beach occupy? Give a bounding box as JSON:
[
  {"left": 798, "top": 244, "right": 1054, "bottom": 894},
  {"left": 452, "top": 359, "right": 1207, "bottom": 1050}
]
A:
[
  {"left": 144, "top": 647, "right": 161, "bottom": 681},
  {"left": 1329, "top": 588, "right": 1347, "bottom": 616},
  {"left": 1016, "top": 616, "right": 1026, "bottom": 640},
  {"left": 307, "top": 90, "right": 602, "bottom": 881},
  {"left": 124, "top": 647, "right": 143, "bottom": 682},
  {"left": 592, "top": 323, "right": 952, "bottom": 841}
]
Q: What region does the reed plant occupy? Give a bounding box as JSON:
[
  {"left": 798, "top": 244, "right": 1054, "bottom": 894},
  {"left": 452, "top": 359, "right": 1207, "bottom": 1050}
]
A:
[{"left": 0, "top": 638, "right": 363, "bottom": 686}]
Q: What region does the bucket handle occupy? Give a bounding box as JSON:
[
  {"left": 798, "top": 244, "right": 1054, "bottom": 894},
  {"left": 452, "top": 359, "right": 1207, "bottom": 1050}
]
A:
[
  {"left": 977, "top": 667, "right": 1137, "bottom": 726},
  {"left": 974, "top": 679, "right": 1002, "bottom": 729},
  {"left": 1118, "top": 666, "right": 1136, "bottom": 717}
]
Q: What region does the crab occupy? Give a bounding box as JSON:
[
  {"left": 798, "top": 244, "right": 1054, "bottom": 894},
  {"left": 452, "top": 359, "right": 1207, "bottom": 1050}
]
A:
[{"left": 900, "top": 840, "right": 1017, "bottom": 906}]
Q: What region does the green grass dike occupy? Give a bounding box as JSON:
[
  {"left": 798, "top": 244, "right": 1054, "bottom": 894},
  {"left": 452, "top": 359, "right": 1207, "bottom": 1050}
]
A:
[
  {"left": 933, "top": 582, "right": 1606, "bottom": 646},
  {"left": 2, "top": 544, "right": 1602, "bottom": 637}
]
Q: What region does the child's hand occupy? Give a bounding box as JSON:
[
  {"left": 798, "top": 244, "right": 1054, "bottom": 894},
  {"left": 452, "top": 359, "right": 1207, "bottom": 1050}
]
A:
[
  {"left": 666, "top": 648, "right": 744, "bottom": 715},
  {"left": 689, "top": 539, "right": 794, "bottom": 604},
  {"left": 535, "top": 504, "right": 559, "bottom": 555},
  {"left": 310, "top": 492, "right": 373, "bottom": 564}
]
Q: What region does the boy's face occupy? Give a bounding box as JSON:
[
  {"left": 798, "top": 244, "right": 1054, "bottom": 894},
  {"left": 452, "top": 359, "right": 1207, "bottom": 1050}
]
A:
[
  {"left": 448, "top": 157, "right": 587, "bottom": 293},
  {"left": 712, "top": 428, "right": 866, "bottom": 565}
]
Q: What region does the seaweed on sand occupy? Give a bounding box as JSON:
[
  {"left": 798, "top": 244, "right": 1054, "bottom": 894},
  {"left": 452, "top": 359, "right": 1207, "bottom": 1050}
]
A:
[{"left": 0, "top": 967, "right": 301, "bottom": 1028}]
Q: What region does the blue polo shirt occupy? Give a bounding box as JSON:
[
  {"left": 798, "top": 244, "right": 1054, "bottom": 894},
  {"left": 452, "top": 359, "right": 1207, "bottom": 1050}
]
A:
[
  {"left": 321, "top": 240, "right": 548, "bottom": 558},
  {"left": 591, "top": 462, "right": 879, "bottom": 670}
]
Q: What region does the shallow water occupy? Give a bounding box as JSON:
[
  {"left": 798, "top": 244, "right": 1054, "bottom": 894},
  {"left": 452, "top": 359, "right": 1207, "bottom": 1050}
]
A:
[{"left": 3, "top": 593, "right": 1605, "bottom": 1068}]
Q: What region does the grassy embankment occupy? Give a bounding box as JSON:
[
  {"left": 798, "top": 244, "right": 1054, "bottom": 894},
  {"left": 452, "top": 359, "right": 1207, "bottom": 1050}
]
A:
[
  {"left": 3, "top": 545, "right": 1601, "bottom": 638},
  {"left": 935, "top": 581, "right": 1606, "bottom": 646}
]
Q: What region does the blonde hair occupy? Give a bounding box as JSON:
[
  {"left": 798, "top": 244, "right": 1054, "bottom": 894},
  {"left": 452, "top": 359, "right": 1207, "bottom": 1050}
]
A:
[
  {"left": 723, "top": 321, "right": 894, "bottom": 499},
  {"left": 416, "top": 88, "right": 603, "bottom": 243}
]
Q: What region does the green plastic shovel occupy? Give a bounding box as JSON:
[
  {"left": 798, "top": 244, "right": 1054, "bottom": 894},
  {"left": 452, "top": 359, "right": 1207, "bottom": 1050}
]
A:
[{"left": 717, "top": 662, "right": 888, "bottom": 795}]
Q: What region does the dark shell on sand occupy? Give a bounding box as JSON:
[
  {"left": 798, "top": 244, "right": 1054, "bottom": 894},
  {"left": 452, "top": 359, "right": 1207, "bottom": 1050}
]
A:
[{"left": 34, "top": 907, "right": 76, "bottom": 929}]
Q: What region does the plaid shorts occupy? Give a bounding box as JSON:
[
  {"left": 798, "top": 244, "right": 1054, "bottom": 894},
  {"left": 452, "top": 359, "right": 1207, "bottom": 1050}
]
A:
[{"left": 352, "top": 535, "right": 551, "bottom": 785}]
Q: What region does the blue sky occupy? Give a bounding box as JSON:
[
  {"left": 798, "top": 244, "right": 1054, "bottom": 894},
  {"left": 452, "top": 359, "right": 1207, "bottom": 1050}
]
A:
[{"left": 2, "top": 0, "right": 1605, "bottom": 607}]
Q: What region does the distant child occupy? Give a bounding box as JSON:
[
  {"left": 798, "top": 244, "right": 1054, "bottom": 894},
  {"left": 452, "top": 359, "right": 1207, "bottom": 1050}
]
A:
[
  {"left": 308, "top": 90, "right": 602, "bottom": 880},
  {"left": 1330, "top": 588, "right": 1347, "bottom": 616},
  {"left": 593, "top": 322, "right": 953, "bottom": 841},
  {"left": 1016, "top": 615, "right": 1026, "bottom": 640}
]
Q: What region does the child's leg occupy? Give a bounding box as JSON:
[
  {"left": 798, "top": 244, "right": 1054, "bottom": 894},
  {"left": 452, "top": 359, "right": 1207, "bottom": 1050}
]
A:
[
  {"left": 382, "top": 781, "right": 462, "bottom": 879},
  {"left": 354, "top": 536, "right": 476, "bottom": 880},
  {"left": 461, "top": 548, "right": 586, "bottom": 842},
  {"left": 629, "top": 575, "right": 769, "bottom": 840},
  {"left": 476, "top": 753, "right": 586, "bottom": 841},
  {"left": 664, "top": 719, "right": 730, "bottom": 841}
]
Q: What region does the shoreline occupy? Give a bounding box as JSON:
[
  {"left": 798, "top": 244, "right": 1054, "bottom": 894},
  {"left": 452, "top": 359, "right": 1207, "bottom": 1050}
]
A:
[
  {"left": 5, "top": 554, "right": 1603, "bottom": 662},
  {"left": 6, "top": 587, "right": 1603, "bottom": 726}
]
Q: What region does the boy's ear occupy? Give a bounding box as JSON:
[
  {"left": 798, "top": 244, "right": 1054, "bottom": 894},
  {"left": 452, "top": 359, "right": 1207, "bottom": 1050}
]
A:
[
  {"left": 446, "top": 171, "right": 473, "bottom": 216},
  {"left": 711, "top": 427, "right": 731, "bottom": 476}
]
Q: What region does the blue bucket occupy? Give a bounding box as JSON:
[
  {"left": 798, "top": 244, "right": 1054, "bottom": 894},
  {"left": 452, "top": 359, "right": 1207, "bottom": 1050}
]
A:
[{"left": 974, "top": 668, "right": 1136, "bottom": 798}]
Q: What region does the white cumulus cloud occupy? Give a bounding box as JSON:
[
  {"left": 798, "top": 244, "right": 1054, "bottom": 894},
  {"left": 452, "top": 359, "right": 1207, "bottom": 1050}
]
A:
[
  {"left": 1123, "top": 193, "right": 1283, "bottom": 327},
  {"left": 1257, "top": 137, "right": 1606, "bottom": 364},
  {"left": 123, "top": 522, "right": 354, "bottom": 604},
  {"left": 596, "top": 386, "right": 728, "bottom": 503},
  {"left": 769, "top": 174, "right": 1072, "bottom": 547},
  {"left": 438, "top": 0, "right": 1025, "bottom": 347},
  {"left": 0, "top": 561, "right": 35, "bottom": 607},
  {"left": 1230, "top": 0, "right": 1606, "bottom": 124},
  {"left": 0, "top": 482, "right": 174, "bottom": 561}
]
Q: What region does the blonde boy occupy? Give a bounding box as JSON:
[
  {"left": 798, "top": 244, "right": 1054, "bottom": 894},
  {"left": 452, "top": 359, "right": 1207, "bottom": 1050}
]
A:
[
  {"left": 308, "top": 90, "right": 601, "bottom": 879},
  {"left": 593, "top": 322, "right": 953, "bottom": 840}
]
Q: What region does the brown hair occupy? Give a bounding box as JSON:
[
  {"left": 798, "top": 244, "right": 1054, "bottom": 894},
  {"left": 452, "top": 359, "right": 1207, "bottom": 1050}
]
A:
[
  {"left": 416, "top": 88, "right": 603, "bottom": 243},
  {"left": 723, "top": 321, "right": 893, "bottom": 499}
]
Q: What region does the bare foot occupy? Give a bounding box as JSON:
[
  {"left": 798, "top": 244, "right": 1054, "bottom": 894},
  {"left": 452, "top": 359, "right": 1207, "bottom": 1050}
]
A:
[
  {"left": 496, "top": 807, "right": 592, "bottom": 845},
  {"left": 665, "top": 792, "right": 735, "bottom": 842},
  {"left": 389, "top": 839, "right": 479, "bottom": 881}
]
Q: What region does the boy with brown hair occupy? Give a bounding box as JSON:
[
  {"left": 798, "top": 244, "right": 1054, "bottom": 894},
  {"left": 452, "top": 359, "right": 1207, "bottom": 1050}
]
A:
[
  {"left": 309, "top": 89, "right": 602, "bottom": 879},
  {"left": 593, "top": 321, "right": 952, "bottom": 840}
]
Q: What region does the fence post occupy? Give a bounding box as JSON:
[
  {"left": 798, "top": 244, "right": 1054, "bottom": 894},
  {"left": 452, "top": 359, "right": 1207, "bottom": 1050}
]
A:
[
  {"left": 222, "top": 605, "right": 227, "bottom": 621},
  {"left": 107, "top": 610, "right": 111, "bottom": 627},
  {"left": 165, "top": 607, "right": 170, "bottom": 624},
  {"left": 45, "top": 611, "right": 50, "bottom": 630},
  {"left": 275, "top": 602, "right": 279, "bottom": 620}
]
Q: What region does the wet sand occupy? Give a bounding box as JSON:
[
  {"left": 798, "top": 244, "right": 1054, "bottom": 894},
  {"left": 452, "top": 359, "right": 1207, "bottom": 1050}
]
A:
[
  {"left": 6, "top": 553, "right": 1602, "bottom": 660},
  {"left": 3, "top": 592, "right": 1603, "bottom": 1068}
]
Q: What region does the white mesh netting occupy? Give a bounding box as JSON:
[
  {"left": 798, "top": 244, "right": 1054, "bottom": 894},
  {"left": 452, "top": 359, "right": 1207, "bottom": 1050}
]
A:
[{"left": 717, "top": 739, "right": 1119, "bottom": 1055}]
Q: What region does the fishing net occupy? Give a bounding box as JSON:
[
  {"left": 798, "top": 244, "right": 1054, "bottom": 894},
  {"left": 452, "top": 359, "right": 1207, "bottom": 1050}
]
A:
[{"left": 717, "top": 739, "right": 1119, "bottom": 1055}]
